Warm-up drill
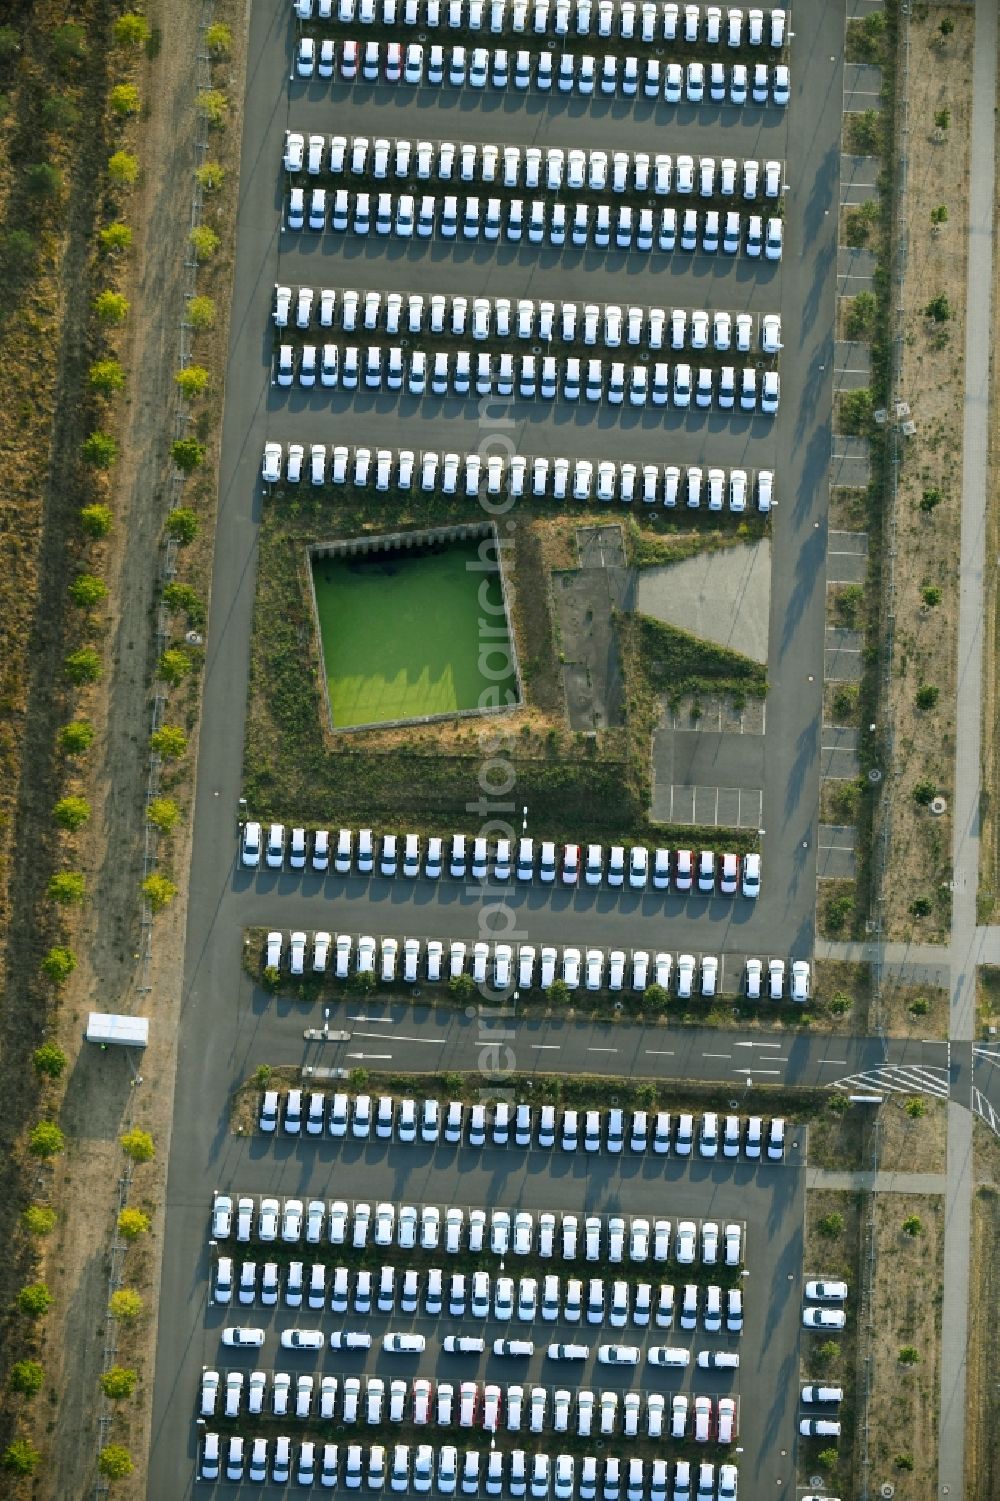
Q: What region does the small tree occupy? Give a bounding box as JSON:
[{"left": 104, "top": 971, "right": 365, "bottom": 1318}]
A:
[
  {"left": 29, "top": 1121, "right": 65, "bottom": 1157},
  {"left": 644, "top": 983, "right": 669, "bottom": 1010},
  {"left": 916, "top": 684, "right": 939, "bottom": 710},
  {"left": 101, "top": 1366, "right": 138, "bottom": 1399},
  {"left": 348, "top": 1067, "right": 370, "bottom": 1089},
  {"left": 839, "top": 387, "right": 873, "bottom": 433},
  {"left": 18, "top": 1283, "right": 53, "bottom": 1317},
  {"left": 82, "top": 430, "right": 119, "bottom": 468},
  {"left": 852, "top": 107, "right": 880, "bottom": 153},
  {"left": 930, "top": 204, "right": 949, "bottom": 228},
  {"left": 925, "top": 294, "right": 952, "bottom": 324},
  {"left": 175, "top": 365, "right": 210, "bottom": 399},
  {"left": 80, "top": 502, "right": 113, "bottom": 538},
  {"left": 59, "top": 720, "right": 95, "bottom": 755},
  {"left": 151, "top": 725, "right": 187, "bottom": 758},
  {"left": 42, "top": 92, "right": 80, "bottom": 129},
  {"left": 98, "top": 1445, "right": 134, "bottom": 1479},
  {"left": 40, "top": 948, "right": 76, "bottom": 985},
  {"left": 547, "top": 978, "right": 571, "bottom": 1005},
  {"left": 196, "top": 89, "right": 228, "bottom": 126},
  {"left": 817, "top": 1448, "right": 839, "bottom": 1470},
  {"left": 905, "top": 1097, "right": 927, "bottom": 1119},
  {"left": 815, "top": 1340, "right": 840, "bottom": 1366},
  {"left": 51, "top": 21, "right": 86, "bottom": 64},
  {"left": 187, "top": 295, "right": 216, "bottom": 330},
  {"left": 108, "top": 149, "right": 140, "bottom": 186},
  {"left": 99, "top": 221, "right": 133, "bottom": 253},
  {"left": 922, "top": 584, "right": 942, "bottom": 606},
  {"left": 162, "top": 582, "right": 203, "bottom": 620},
  {"left": 912, "top": 779, "right": 938, "bottom": 806},
  {"left": 109, "top": 1289, "right": 143, "bottom": 1321},
  {"left": 120, "top": 1128, "right": 154, "bottom": 1162},
  {"left": 910, "top": 896, "right": 933, "bottom": 918},
  {"left": 113, "top": 13, "right": 151, "bottom": 47},
  {"left": 54, "top": 795, "right": 91, "bottom": 831},
  {"left": 159, "top": 648, "right": 192, "bottom": 685},
  {"left": 89, "top": 358, "right": 126, "bottom": 395},
  {"left": 2, "top": 227, "right": 37, "bottom": 281},
  {"left": 348, "top": 969, "right": 376, "bottom": 995},
  {"left": 47, "top": 871, "right": 86, "bottom": 904},
  {"left": 171, "top": 437, "right": 206, "bottom": 472},
  {"left": 895, "top": 1453, "right": 915, "bottom": 1470},
  {"left": 846, "top": 289, "right": 876, "bottom": 338},
  {"left": 935, "top": 108, "right": 951, "bottom": 132},
  {"left": 188, "top": 225, "right": 219, "bottom": 261},
  {"left": 109, "top": 83, "right": 140, "bottom": 116},
  {"left": 195, "top": 161, "right": 225, "bottom": 191},
  {"left": 902, "top": 1214, "right": 923, "bottom": 1236},
  {"left": 23, "top": 1205, "right": 57, "bottom": 1236},
  {"left": 65, "top": 646, "right": 102, "bottom": 682},
  {"left": 69, "top": 573, "right": 107, "bottom": 607},
  {"left": 2, "top": 1438, "right": 41, "bottom": 1474},
  {"left": 920, "top": 487, "right": 943, "bottom": 513},
  {"left": 898, "top": 1345, "right": 920, "bottom": 1364},
  {"left": 909, "top": 996, "right": 930, "bottom": 1016},
  {"left": 94, "top": 290, "right": 129, "bottom": 324},
  {"left": 33, "top": 1043, "right": 68, "bottom": 1079},
  {"left": 26, "top": 161, "right": 63, "bottom": 197},
  {"left": 117, "top": 1208, "right": 150, "bottom": 1240},
  {"left": 147, "top": 797, "right": 180, "bottom": 834},
  {"left": 143, "top": 873, "right": 177, "bottom": 911},
  {"left": 253, "top": 1064, "right": 273, "bottom": 1087},
  {"left": 205, "top": 21, "right": 232, "bottom": 53},
  {"left": 818, "top": 1212, "right": 844, "bottom": 1238},
  {"left": 166, "top": 508, "right": 199, "bottom": 543},
  {"left": 448, "top": 973, "right": 477, "bottom": 1002}
]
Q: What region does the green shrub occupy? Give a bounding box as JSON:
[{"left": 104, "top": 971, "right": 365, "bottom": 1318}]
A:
[
  {"left": 32, "top": 1043, "right": 68, "bottom": 1078},
  {"left": 159, "top": 648, "right": 192, "bottom": 685},
  {"left": 839, "top": 387, "right": 873, "bottom": 434},
  {"left": 108, "top": 1289, "right": 142, "bottom": 1321},
  {"left": 120, "top": 1128, "right": 154, "bottom": 1161},
  {"left": 205, "top": 22, "right": 232, "bottom": 53},
  {"left": 108, "top": 150, "right": 140, "bottom": 186},
  {"left": 9, "top": 1360, "right": 43, "bottom": 1396},
  {"left": 109, "top": 83, "right": 140, "bottom": 116},
  {"left": 23, "top": 1205, "right": 57, "bottom": 1236},
  {"left": 69, "top": 573, "right": 107, "bottom": 607},
  {"left": 98, "top": 1445, "right": 134, "bottom": 1479},
  {"left": 818, "top": 1212, "right": 844, "bottom": 1237},
  {"left": 895, "top": 1453, "right": 915, "bottom": 1470},
  {"left": 94, "top": 290, "right": 129, "bottom": 324},
  {"left": 2, "top": 1439, "right": 40, "bottom": 1475},
  {"left": 195, "top": 161, "right": 225, "bottom": 191},
  {"left": 0, "top": 26, "right": 20, "bottom": 62},
  {"left": 253, "top": 1064, "right": 273, "bottom": 1087},
  {"left": 26, "top": 161, "right": 62, "bottom": 197},
  {"left": 171, "top": 438, "right": 206, "bottom": 472},
  {"left": 898, "top": 1345, "right": 920, "bottom": 1363},
  {"left": 47, "top": 871, "right": 86, "bottom": 904},
  {"left": 18, "top": 1282, "right": 53, "bottom": 1317},
  {"left": 89, "top": 358, "right": 126, "bottom": 395},
  {"left": 920, "top": 487, "right": 943, "bottom": 512},
  {"left": 162, "top": 582, "right": 203, "bottom": 622},
  {"left": 80, "top": 504, "right": 113, "bottom": 538},
  {"left": 187, "top": 295, "right": 216, "bottom": 330},
  {"left": 113, "top": 13, "right": 151, "bottom": 46},
  {"left": 935, "top": 108, "right": 951, "bottom": 132},
  {"left": 175, "top": 365, "right": 210, "bottom": 398},
  {"left": 58, "top": 720, "right": 95, "bottom": 754},
  {"left": 903, "top": 1216, "right": 923, "bottom": 1237},
  {"left": 196, "top": 88, "right": 228, "bottom": 125},
  {"left": 817, "top": 1448, "right": 839, "bottom": 1470},
  {"left": 40, "top": 948, "right": 76, "bottom": 984},
  {"left": 930, "top": 204, "right": 949, "bottom": 227},
  {"left": 41, "top": 92, "right": 80, "bottom": 129},
  {"left": 64, "top": 646, "right": 102, "bottom": 682},
  {"left": 916, "top": 684, "right": 939, "bottom": 710},
  {"left": 151, "top": 725, "right": 187, "bottom": 758},
  {"left": 147, "top": 797, "right": 180, "bottom": 834},
  {"left": 547, "top": 979, "right": 571, "bottom": 1005},
  {"left": 909, "top": 996, "right": 930, "bottom": 1016},
  {"left": 166, "top": 508, "right": 199, "bottom": 543},
  {"left": 82, "top": 430, "right": 119, "bottom": 468},
  {"left": 188, "top": 226, "right": 219, "bottom": 261},
  {"left": 815, "top": 1340, "right": 840, "bottom": 1366},
  {"left": 99, "top": 221, "right": 133, "bottom": 253},
  {"left": 142, "top": 873, "right": 177, "bottom": 911},
  {"left": 29, "top": 1121, "right": 65, "bottom": 1156},
  {"left": 447, "top": 973, "right": 476, "bottom": 1002},
  {"left": 101, "top": 1365, "right": 138, "bottom": 1399},
  {"left": 54, "top": 795, "right": 91, "bottom": 830},
  {"left": 644, "top": 983, "right": 668, "bottom": 1010},
  {"left": 904, "top": 1097, "right": 926, "bottom": 1119},
  {"left": 909, "top": 896, "right": 933, "bottom": 918},
  {"left": 117, "top": 1208, "right": 150, "bottom": 1240},
  {"left": 846, "top": 290, "right": 876, "bottom": 338},
  {"left": 925, "top": 293, "right": 951, "bottom": 323},
  {"left": 51, "top": 21, "right": 86, "bottom": 65},
  {"left": 922, "top": 584, "right": 942, "bottom": 606},
  {"left": 1, "top": 227, "right": 37, "bottom": 282},
  {"left": 913, "top": 779, "right": 938, "bottom": 806}
]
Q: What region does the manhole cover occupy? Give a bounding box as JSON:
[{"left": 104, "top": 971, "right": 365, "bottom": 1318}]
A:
[
  {"left": 868, "top": 767, "right": 882, "bottom": 783},
  {"left": 930, "top": 796, "right": 947, "bottom": 816},
  {"left": 809, "top": 1478, "right": 823, "bottom": 1490},
  {"left": 881, "top": 1485, "right": 895, "bottom": 1499}
]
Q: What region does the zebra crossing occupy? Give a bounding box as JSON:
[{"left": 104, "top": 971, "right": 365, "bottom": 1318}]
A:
[
  {"left": 829, "top": 1063, "right": 950, "bottom": 1100},
  {"left": 973, "top": 1087, "right": 1000, "bottom": 1139}
]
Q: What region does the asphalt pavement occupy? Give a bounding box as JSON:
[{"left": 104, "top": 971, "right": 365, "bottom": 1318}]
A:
[{"left": 148, "top": 0, "right": 849, "bottom": 1494}]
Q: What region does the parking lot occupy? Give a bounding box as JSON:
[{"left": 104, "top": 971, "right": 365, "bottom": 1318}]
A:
[
  {"left": 196, "top": 1094, "right": 804, "bottom": 1495},
  {"left": 150, "top": 0, "right": 851, "bottom": 1494}
]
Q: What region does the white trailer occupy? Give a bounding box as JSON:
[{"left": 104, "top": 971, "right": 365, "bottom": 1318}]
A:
[{"left": 85, "top": 1012, "right": 149, "bottom": 1048}]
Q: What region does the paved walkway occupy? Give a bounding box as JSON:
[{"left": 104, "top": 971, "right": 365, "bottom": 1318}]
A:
[
  {"left": 806, "top": 1167, "right": 946, "bottom": 1193},
  {"left": 937, "top": 1, "right": 999, "bottom": 1494}
]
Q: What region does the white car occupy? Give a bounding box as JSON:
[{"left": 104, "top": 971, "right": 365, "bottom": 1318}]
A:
[
  {"left": 803, "top": 1307, "right": 846, "bottom": 1330},
  {"left": 675, "top": 1221, "right": 697, "bottom": 1264},
  {"left": 791, "top": 960, "right": 811, "bottom": 1001},
  {"left": 806, "top": 1280, "right": 848, "bottom": 1302},
  {"left": 676, "top": 954, "right": 695, "bottom": 1000}
]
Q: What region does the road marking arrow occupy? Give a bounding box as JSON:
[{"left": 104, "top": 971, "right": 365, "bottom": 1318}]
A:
[{"left": 345, "top": 1052, "right": 392, "bottom": 1060}]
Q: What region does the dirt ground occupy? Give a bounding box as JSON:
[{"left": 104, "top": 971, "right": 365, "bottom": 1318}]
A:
[
  {"left": 877, "top": 1093, "right": 947, "bottom": 1173},
  {"left": 967, "top": 1181, "right": 1000, "bottom": 1500},
  {"left": 879, "top": 976, "right": 949, "bottom": 1038},
  {"left": 883, "top": 6, "right": 973, "bottom": 941},
  {"left": 868, "top": 1192, "right": 943, "bottom": 1495},
  {"left": 800, "top": 1189, "right": 863, "bottom": 1497}
]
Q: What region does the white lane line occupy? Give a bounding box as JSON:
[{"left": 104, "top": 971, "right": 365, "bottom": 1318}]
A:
[
  {"left": 645, "top": 1049, "right": 675, "bottom": 1056},
  {"left": 733, "top": 1067, "right": 781, "bottom": 1076},
  {"left": 531, "top": 1044, "right": 560, "bottom": 1051},
  {"left": 703, "top": 1052, "right": 732, "bottom": 1060},
  {"left": 587, "top": 1047, "right": 619, "bottom": 1053},
  {"left": 818, "top": 1058, "right": 849, "bottom": 1066},
  {"left": 352, "top": 1030, "right": 446, "bottom": 1045},
  {"left": 345, "top": 1051, "right": 392, "bottom": 1060},
  {"left": 347, "top": 1015, "right": 391, "bottom": 1022},
  {"left": 733, "top": 1041, "right": 784, "bottom": 1049}
]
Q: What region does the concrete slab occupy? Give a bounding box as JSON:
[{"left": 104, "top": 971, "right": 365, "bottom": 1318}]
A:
[
  {"left": 830, "top": 436, "right": 871, "bottom": 489},
  {"left": 838, "top": 244, "right": 878, "bottom": 294},
  {"left": 840, "top": 153, "right": 880, "bottom": 206},
  {"left": 552, "top": 526, "right": 635, "bottom": 731},
  {"left": 829, "top": 529, "right": 869, "bottom": 556},
  {"left": 834, "top": 339, "right": 872, "bottom": 394},
  {"left": 827, "top": 530, "right": 869, "bottom": 583},
  {"left": 667, "top": 695, "right": 766, "bottom": 735},
  {"left": 654, "top": 782, "right": 764, "bottom": 828},
  {"left": 848, "top": 0, "right": 883, "bottom": 15},
  {"left": 824, "top": 625, "right": 864, "bottom": 682},
  {"left": 821, "top": 725, "right": 860, "bottom": 779},
  {"left": 817, "top": 822, "right": 857, "bottom": 879},
  {"left": 650, "top": 726, "right": 765, "bottom": 826},
  {"left": 844, "top": 63, "right": 883, "bottom": 111},
  {"left": 635, "top": 538, "right": 771, "bottom": 666}
]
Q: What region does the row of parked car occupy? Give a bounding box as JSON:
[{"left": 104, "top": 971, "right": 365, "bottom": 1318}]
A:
[
  {"left": 284, "top": 133, "right": 783, "bottom": 206},
  {"left": 212, "top": 1253, "right": 745, "bottom": 1335},
  {"left": 273, "top": 286, "right": 781, "bottom": 357},
  {"left": 263, "top": 1093, "right": 778, "bottom": 1160},
  {"left": 295, "top": 0, "right": 787, "bottom": 50},
  {"left": 201, "top": 1433, "right": 739, "bottom": 1497},
  {"left": 212, "top": 1192, "right": 743, "bottom": 1268},
  {"left": 262, "top": 441, "right": 775, "bottom": 512},
  {"left": 295, "top": 33, "right": 789, "bottom": 102},
  {"left": 287, "top": 186, "right": 785, "bottom": 260},
  {"left": 242, "top": 824, "right": 762, "bottom": 895},
  {"left": 274, "top": 342, "right": 781, "bottom": 413}
]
